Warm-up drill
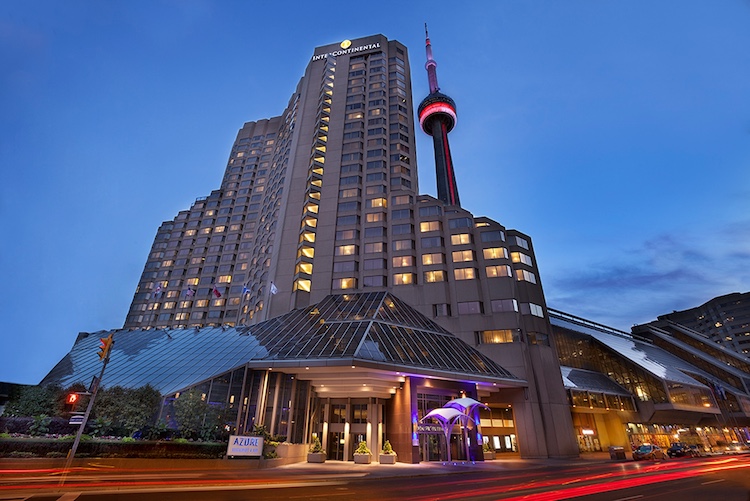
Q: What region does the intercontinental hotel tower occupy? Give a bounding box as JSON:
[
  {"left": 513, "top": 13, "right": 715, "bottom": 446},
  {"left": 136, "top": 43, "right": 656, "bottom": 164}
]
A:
[{"left": 123, "top": 34, "right": 578, "bottom": 459}]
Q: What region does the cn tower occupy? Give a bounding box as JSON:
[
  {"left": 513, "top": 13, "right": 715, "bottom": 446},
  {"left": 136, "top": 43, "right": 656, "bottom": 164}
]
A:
[{"left": 417, "top": 25, "right": 460, "bottom": 206}]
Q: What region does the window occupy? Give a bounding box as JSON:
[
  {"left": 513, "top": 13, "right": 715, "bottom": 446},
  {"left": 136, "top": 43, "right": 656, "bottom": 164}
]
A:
[
  {"left": 528, "top": 332, "right": 550, "bottom": 346},
  {"left": 366, "top": 212, "right": 385, "bottom": 223},
  {"left": 392, "top": 239, "right": 414, "bottom": 250},
  {"left": 433, "top": 303, "right": 451, "bottom": 316},
  {"left": 420, "top": 221, "right": 441, "bottom": 232},
  {"left": 337, "top": 201, "right": 359, "bottom": 212},
  {"left": 520, "top": 303, "right": 544, "bottom": 317},
  {"left": 513, "top": 236, "right": 530, "bottom": 249},
  {"left": 477, "top": 330, "right": 518, "bottom": 344},
  {"left": 451, "top": 250, "right": 475, "bottom": 262},
  {"left": 364, "top": 242, "right": 384, "bottom": 253},
  {"left": 392, "top": 209, "right": 411, "bottom": 220},
  {"left": 420, "top": 236, "right": 443, "bottom": 248},
  {"left": 419, "top": 205, "right": 442, "bottom": 217},
  {"left": 392, "top": 223, "right": 412, "bottom": 235},
  {"left": 481, "top": 230, "right": 505, "bottom": 242},
  {"left": 511, "top": 252, "right": 533, "bottom": 266},
  {"left": 454, "top": 268, "right": 477, "bottom": 280},
  {"left": 421, "top": 253, "right": 444, "bottom": 265},
  {"left": 364, "top": 259, "right": 386, "bottom": 270},
  {"left": 515, "top": 269, "right": 537, "bottom": 283},
  {"left": 363, "top": 275, "right": 386, "bottom": 287},
  {"left": 392, "top": 256, "right": 414, "bottom": 267},
  {"left": 393, "top": 273, "right": 415, "bottom": 285},
  {"left": 451, "top": 233, "right": 472, "bottom": 245},
  {"left": 333, "top": 261, "right": 357, "bottom": 272},
  {"left": 335, "top": 245, "right": 357, "bottom": 256},
  {"left": 332, "top": 278, "right": 356, "bottom": 289},
  {"left": 457, "top": 301, "right": 483, "bottom": 314},
  {"left": 296, "top": 262, "right": 313, "bottom": 275},
  {"left": 364, "top": 227, "right": 385, "bottom": 238},
  {"left": 336, "top": 229, "right": 359, "bottom": 240},
  {"left": 449, "top": 217, "right": 472, "bottom": 229},
  {"left": 392, "top": 194, "right": 411, "bottom": 205},
  {"left": 337, "top": 215, "right": 359, "bottom": 226},
  {"left": 294, "top": 278, "right": 312, "bottom": 292},
  {"left": 367, "top": 197, "right": 387, "bottom": 208},
  {"left": 424, "top": 270, "right": 446, "bottom": 283},
  {"left": 486, "top": 265, "right": 512, "bottom": 278},
  {"left": 491, "top": 299, "right": 518, "bottom": 313},
  {"left": 483, "top": 247, "right": 508, "bottom": 260}
]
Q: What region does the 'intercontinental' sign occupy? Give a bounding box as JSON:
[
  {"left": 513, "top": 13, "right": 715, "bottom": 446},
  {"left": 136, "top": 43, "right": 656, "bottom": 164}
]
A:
[{"left": 312, "top": 40, "right": 381, "bottom": 62}]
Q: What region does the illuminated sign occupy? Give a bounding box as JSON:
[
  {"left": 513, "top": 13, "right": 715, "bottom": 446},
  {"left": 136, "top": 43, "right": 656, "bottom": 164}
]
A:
[
  {"left": 226, "top": 435, "right": 264, "bottom": 457},
  {"left": 312, "top": 41, "right": 381, "bottom": 62}
]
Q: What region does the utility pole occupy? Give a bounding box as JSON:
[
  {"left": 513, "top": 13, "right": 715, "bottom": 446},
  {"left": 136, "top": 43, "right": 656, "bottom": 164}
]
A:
[{"left": 60, "top": 333, "right": 114, "bottom": 485}]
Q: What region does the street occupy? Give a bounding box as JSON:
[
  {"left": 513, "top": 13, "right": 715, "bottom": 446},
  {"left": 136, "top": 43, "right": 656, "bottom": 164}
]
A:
[{"left": 2, "top": 454, "right": 750, "bottom": 500}]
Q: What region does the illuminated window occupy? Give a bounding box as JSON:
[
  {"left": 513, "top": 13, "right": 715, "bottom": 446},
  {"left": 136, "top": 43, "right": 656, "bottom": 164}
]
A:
[
  {"left": 391, "top": 194, "right": 411, "bottom": 205},
  {"left": 335, "top": 245, "right": 357, "bottom": 256},
  {"left": 296, "top": 262, "right": 313, "bottom": 275},
  {"left": 451, "top": 234, "right": 472, "bottom": 245},
  {"left": 336, "top": 229, "right": 358, "bottom": 240},
  {"left": 298, "top": 246, "right": 315, "bottom": 258},
  {"left": 420, "top": 221, "right": 441, "bottom": 232},
  {"left": 511, "top": 252, "right": 533, "bottom": 266},
  {"left": 332, "top": 277, "right": 356, "bottom": 289},
  {"left": 304, "top": 202, "right": 319, "bottom": 214},
  {"left": 515, "top": 270, "right": 537, "bottom": 284},
  {"left": 451, "top": 250, "right": 475, "bottom": 262},
  {"left": 294, "top": 278, "right": 312, "bottom": 292},
  {"left": 422, "top": 253, "right": 444, "bottom": 265},
  {"left": 300, "top": 232, "right": 316, "bottom": 243},
  {"left": 366, "top": 212, "right": 385, "bottom": 223},
  {"left": 486, "top": 265, "right": 512, "bottom": 278},
  {"left": 392, "top": 239, "right": 413, "bottom": 251},
  {"left": 424, "top": 270, "right": 446, "bottom": 283},
  {"left": 214, "top": 226, "right": 226, "bottom": 233},
  {"left": 392, "top": 256, "right": 414, "bottom": 267},
  {"left": 483, "top": 247, "right": 508, "bottom": 260},
  {"left": 178, "top": 300, "right": 192, "bottom": 309},
  {"left": 217, "top": 275, "right": 232, "bottom": 283},
  {"left": 454, "top": 268, "right": 477, "bottom": 280},
  {"left": 392, "top": 273, "right": 415, "bottom": 285},
  {"left": 367, "top": 197, "right": 387, "bottom": 208},
  {"left": 163, "top": 302, "right": 176, "bottom": 310},
  {"left": 196, "top": 299, "right": 209, "bottom": 308},
  {"left": 477, "top": 330, "right": 517, "bottom": 344},
  {"left": 186, "top": 278, "right": 199, "bottom": 286}
]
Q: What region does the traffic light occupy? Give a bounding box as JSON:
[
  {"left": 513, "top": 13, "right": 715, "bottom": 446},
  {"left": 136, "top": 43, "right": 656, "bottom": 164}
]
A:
[
  {"left": 66, "top": 393, "right": 80, "bottom": 405},
  {"left": 97, "top": 333, "right": 114, "bottom": 361}
]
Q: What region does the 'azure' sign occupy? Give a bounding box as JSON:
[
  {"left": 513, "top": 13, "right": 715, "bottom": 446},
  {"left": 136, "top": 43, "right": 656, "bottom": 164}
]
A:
[{"left": 226, "top": 435, "right": 264, "bottom": 457}]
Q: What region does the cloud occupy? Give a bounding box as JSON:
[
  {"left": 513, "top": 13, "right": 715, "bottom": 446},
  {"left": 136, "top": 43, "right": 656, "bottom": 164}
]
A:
[{"left": 546, "top": 221, "right": 750, "bottom": 329}]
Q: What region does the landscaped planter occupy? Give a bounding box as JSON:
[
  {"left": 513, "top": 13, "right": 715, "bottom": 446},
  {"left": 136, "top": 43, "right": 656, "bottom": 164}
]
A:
[
  {"left": 379, "top": 453, "right": 397, "bottom": 464},
  {"left": 353, "top": 453, "right": 371, "bottom": 464},
  {"left": 483, "top": 450, "right": 496, "bottom": 460},
  {"left": 307, "top": 452, "right": 326, "bottom": 463}
]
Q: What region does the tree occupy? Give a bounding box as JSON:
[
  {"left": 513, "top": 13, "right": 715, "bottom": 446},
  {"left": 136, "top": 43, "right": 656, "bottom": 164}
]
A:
[
  {"left": 172, "top": 389, "right": 227, "bottom": 441},
  {"left": 93, "top": 385, "right": 161, "bottom": 436},
  {"left": 2, "top": 385, "right": 61, "bottom": 417}
]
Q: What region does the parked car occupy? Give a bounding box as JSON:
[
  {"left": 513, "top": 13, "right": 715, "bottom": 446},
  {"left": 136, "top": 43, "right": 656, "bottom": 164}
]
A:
[
  {"left": 687, "top": 444, "right": 706, "bottom": 457},
  {"left": 667, "top": 442, "right": 688, "bottom": 458},
  {"left": 633, "top": 444, "right": 668, "bottom": 460},
  {"left": 724, "top": 442, "right": 750, "bottom": 454}
]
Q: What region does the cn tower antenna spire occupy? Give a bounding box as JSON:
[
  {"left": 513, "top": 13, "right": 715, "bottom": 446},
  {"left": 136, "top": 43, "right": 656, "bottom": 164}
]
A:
[
  {"left": 418, "top": 26, "right": 461, "bottom": 206},
  {"left": 425, "top": 23, "right": 439, "bottom": 93}
]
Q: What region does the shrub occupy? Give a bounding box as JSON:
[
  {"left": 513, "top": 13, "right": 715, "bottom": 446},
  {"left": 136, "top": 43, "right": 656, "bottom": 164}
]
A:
[
  {"left": 382, "top": 440, "right": 395, "bottom": 455},
  {"left": 309, "top": 436, "right": 324, "bottom": 453},
  {"left": 355, "top": 441, "right": 371, "bottom": 455},
  {"left": 29, "top": 415, "right": 51, "bottom": 436}
]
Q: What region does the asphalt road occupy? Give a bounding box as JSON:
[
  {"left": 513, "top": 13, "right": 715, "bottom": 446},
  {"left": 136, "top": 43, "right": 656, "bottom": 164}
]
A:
[{"left": 2, "top": 453, "right": 750, "bottom": 500}]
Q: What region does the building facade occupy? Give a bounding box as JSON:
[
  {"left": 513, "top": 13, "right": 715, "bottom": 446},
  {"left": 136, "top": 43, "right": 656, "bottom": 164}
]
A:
[
  {"left": 112, "top": 33, "right": 578, "bottom": 459},
  {"left": 651, "top": 292, "right": 750, "bottom": 357}
]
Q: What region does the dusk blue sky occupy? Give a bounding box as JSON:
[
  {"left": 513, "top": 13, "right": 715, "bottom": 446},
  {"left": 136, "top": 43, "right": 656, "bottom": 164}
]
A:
[{"left": 2, "top": 1, "right": 749, "bottom": 384}]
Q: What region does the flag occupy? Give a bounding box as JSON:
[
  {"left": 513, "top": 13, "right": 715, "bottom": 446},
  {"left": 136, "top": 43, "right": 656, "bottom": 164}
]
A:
[
  {"left": 242, "top": 283, "right": 249, "bottom": 295},
  {"left": 152, "top": 284, "right": 162, "bottom": 299},
  {"left": 186, "top": 287, "right": 195, "bottom": 298},
  {"left": 270, "top": 282, "right": 278, "bottom": 295},
  {"left": 212, "top": 286, "right": 222, "bottom": 298}
]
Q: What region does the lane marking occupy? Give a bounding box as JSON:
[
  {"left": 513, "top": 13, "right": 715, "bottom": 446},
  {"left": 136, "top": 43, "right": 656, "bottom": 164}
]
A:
[
  {"left": 612, "top": 496, "right": 643, "bottom": 501},
  {"left": 701, "top": 479, "right": 726, "bottom": 485}
]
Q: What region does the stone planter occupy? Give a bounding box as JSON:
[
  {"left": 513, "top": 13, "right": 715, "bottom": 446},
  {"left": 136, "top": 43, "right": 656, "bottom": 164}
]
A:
[
  {"left": 483, "top": 450, "right": 496, "bottom": 460},
  {"left": 379, "top": 453, "right": 397, "bottom": 464},
  {"left": 307, "top": 452, "right": 326, "bottom": 463},
  {"left": 353, "top": 453, "right": 372, "bottom": 464}
]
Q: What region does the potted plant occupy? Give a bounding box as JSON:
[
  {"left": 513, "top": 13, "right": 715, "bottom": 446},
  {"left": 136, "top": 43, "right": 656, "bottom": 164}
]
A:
[
  {"left": 379, "top": 439, "right": 397, "bottom": 464},
  {"left": 353, "top": 440, "right": 372, "bottom": 464},
  {"left": 482, "top": 441, "right": 495, "bottom": 460},
  {"left": 307, "top": 436, "right": 326, "bottom": 463}
]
